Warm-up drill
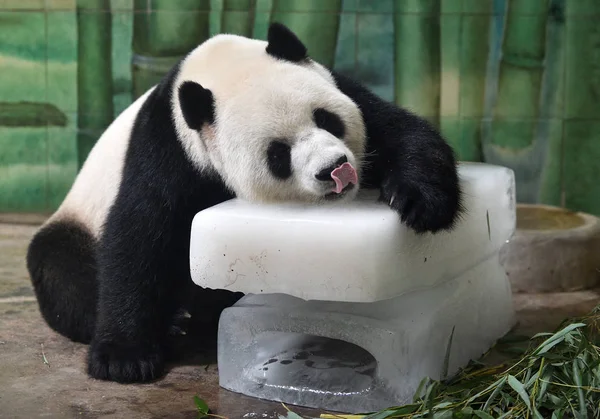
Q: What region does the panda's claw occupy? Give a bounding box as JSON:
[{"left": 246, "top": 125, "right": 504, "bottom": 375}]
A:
[
  {"left": 169, "top": 325, "right": 187, "bottom": 336},
  {"left": 174, "top": 308, "right": 192, "bottom": 320},
  {"left": 87, "top": 340, "right": 164, "bottom": 383},
  {"left": 380, "top": 171, "right": 461, "bottom": 235}
]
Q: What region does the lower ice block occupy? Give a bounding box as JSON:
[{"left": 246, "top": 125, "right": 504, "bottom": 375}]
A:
[{"left": 189, "top": 162, "right": 517, "bottom": 413}]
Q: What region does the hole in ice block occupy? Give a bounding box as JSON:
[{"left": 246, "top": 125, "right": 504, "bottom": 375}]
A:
[{"left": 246, "top": 332, "right": 377, "bottom": 396}]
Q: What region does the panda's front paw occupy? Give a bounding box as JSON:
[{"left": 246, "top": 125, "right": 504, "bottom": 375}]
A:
[
  {"left": 87, "top": 340, "right": 164, "bottom": 383},
  {"left": 381, "top": 169, "right": 462, "bottom": 234}
]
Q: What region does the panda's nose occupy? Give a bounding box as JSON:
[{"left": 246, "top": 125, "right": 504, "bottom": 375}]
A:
[{"left": 315, "top": 155, "right": 348, "bottom": 181}]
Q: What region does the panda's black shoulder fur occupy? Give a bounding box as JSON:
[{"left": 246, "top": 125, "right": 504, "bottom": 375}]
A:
[{"left": 330, "top": 69, "right": 463, "bottom": 233}]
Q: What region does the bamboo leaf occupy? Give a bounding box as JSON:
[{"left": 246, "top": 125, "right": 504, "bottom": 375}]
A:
[
  {"left": 461, "top": 407, "right": 474, "bottom": 416},
  {"left": 482, "top": 376, "right": 507, "bottom": 411},
  {"left": 392, "top": 404, "right": 420, "bottom": 415},
  {"left": 540, "top": 352, "right": 569, "bottom": 362},
  {"left": 473, "top": 411, "right": 494, "bottom": 419},
  {"left": 496, "top": 410, "right": 513, "bottom": 419},
  {"left": 532, "top": 323, "right": 586, "bottom": 356},
  {"left": 525, "top": 370, "right": 541, "bottom": 389},
  {"left": 432, "top": 410, "right": 453, "bottom": 419},
  {"left": 572, "top": 360, "right": 588, "bottom": 419},
  {"left": 547, "top": 393, "right": 563, "bottom": 406},
  {"left": 414, "top": 377, "right": 430, "bottom": 402},
  {"left": 466, "top": 376, "right": 505, "bottom": 405},
  {"left": 536, "top": 366, "right": 553, "bottom": 403},
  {"left": 423, "top": 380, "right": 439, "bottom": 418},
  {"left": 193, "top": 395, "right": 209, "bottom": 417},
  {"left": 532, "top": 332, "right": 554, "bottom": 339},
  {"left": 507, "top": 375, "right": 532, "bottom": 408}
]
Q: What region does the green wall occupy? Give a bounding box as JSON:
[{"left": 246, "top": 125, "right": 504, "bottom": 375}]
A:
[{"left": 1, "top": 0, "right": 599, "bottom": 217}]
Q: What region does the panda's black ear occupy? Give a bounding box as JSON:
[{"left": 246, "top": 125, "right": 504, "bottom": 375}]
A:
[
  {"left": 266, "top": 22, "right": 308, "bottom": 63},
  {"left": 178, "top": 81, "right": 215, "bottom": 130}
]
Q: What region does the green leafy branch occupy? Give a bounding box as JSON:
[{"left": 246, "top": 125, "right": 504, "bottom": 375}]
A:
[{"left": 320, "top": 304, "right": 600, "bottom": 419}]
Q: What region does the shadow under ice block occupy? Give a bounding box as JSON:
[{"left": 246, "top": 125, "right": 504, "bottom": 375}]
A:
[{"left": 189, "top": 162, "right": 517, "bottom": 413}]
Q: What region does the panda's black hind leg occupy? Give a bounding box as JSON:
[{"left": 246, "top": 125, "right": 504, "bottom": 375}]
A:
[{"left": 26, "top": 218, "right": 98, "bottom": 344}]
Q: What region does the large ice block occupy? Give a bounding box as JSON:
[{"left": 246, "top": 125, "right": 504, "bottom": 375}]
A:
[
  {"left": 189, "top": 162, "right": 517, "bottom": 413},
  {"left": 190, "top": 162, "right": 515, "bottom": 302}
]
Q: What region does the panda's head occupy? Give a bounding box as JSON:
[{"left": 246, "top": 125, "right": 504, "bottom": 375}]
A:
[{"left": 172, "top": 23, "right": 366, "bottom": 204}]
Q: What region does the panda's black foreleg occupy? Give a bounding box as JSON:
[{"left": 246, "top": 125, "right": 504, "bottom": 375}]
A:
[
  {"left": 331, "top": 70, "right": 463, "bottom": 234},
  {"left": 86, "top": 198, "right": 191, "bottom": 384}
]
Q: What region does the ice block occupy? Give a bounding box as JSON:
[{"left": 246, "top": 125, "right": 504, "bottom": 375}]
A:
[{"left": 189, "top": 162, "right": 517, "bottom": 413}]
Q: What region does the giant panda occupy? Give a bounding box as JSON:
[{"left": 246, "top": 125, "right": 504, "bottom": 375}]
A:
[{"left": 26, "top": 23, "right": 462, "bottom": 384}]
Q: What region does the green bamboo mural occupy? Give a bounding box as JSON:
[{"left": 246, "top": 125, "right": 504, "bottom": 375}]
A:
[
  {"left": 1, "top": 0, "right": 600, "bottom": 216},
  {"left": 456, "top": 1, "right": 492, "bottom": 162},
  {"left": 535, "top": 0, "right": 565, "bottom": 206},
  {"left": 131, "top": 0, "right": 211, "bottom": 99},
  {"left": 439, "top": 0, "right": 461, "bottom": 150},
  {"left": 76, "top": 0, "right": 114, "bottom": 169},
  {"left": 270, "top": 0, "right": 342, "bottom": 68},
  {"left": 393, "top": 0, "right": 441, "bottom": 127},
  {"left": 562, "top": 0, "right": 600, "bottom": 214},
  {"left": 484, "top": 0, "right": 550, "bottom": 203},
  {"left": 221, "top": 0, "right": 256, "bottom": 37}
]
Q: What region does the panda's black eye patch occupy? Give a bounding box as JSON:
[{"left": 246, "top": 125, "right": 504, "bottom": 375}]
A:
[
  {"left": 313, "top": 108, "right": 345, "bottom": 138},
  {"left": 267, "top": 140, "right": 292, "bottom": 180}
]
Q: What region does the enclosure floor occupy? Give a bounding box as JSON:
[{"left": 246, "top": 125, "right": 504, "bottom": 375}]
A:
[{"left": 1, "top": 222, "right": 599, "bottom": 419}]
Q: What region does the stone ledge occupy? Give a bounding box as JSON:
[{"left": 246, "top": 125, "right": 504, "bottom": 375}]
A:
[{"left": 501, "top": 204, "right": 600, "bottom": 293}]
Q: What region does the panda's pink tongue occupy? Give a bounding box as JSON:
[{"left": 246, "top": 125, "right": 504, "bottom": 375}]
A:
[{"left": 331, "top": 162, "right": 358, "bottom": 194}]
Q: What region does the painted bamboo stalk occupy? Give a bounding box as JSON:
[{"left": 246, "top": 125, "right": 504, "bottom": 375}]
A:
[
  {"left": 456, "top": 1, "right": 492, "bottom": 162},
  {"left": 536, "top": 0, "right": 565, "bottom": 205},
  {"left": 393, "top": 0, "right": 441, "bottom": 127},
  {"left": 270, "top": 0, "right": 342, "bottom": 68},
  {"left": 76, "top": 0, "right": 114, "bottom": 169},
  {"left": 562, "top": 0, "right": 600, "bottom": 214},
  {"left": 439, "top": 0, "right": 461, "bottom": 151},
  {"left": 131, "top": 0, "right": 211, "bottom": 99},
  {"left": 222, "top": 0, "right": 255, "bottom": 37},
  {"left": 484, "top": 0, "right": 549, "bottom": 203}
]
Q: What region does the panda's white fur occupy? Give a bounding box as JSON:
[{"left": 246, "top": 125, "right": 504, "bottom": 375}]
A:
[
  {"left": 26, "top": 23, "right": 462, "bottom": 385},
  {"left": 48, "top": 88, "right": 156, "bottom": 239}
]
